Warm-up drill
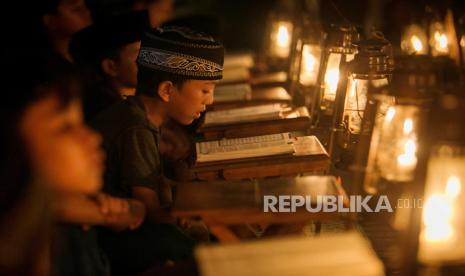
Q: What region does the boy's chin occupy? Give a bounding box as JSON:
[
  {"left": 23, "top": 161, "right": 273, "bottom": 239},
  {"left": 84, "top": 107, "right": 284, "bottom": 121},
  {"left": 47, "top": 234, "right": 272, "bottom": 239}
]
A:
[{"left": 173, "top": 117, "right": 194, "bottom": 125}]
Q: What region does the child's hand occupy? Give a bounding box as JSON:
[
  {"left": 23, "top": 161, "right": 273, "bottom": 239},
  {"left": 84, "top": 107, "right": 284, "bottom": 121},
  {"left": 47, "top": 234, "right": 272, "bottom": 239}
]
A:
[
  {"left": 96, "top": 193, "right": 130, "bottom": 217},
  {"left": 127, "top": 200, "right": 146, "bottom": 230},
  {"left": 95, "top": 193, "right": 146, "bottom": 230}
]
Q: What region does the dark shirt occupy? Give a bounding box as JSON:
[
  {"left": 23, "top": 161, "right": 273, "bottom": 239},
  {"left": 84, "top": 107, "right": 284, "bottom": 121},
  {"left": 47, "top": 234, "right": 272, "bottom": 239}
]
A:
[
  {"left": 91, "top": 96, "right": 194, "bottom": 275},
  {"left": 91, "top": 96, "right": 164, "bottom": 200},
  {"left": 53, "top": 225, "right": 110, "bottom": 276},
  {"left": 83, "top": 80, "right": 122, "bottom": 122}
]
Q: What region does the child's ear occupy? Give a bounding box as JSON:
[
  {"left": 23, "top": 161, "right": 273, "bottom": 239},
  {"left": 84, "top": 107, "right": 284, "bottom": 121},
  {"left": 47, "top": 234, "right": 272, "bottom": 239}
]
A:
[
  {"left": 101, "top": 58, "right": 118, "bottom": 77},
  {"left": 157, "top": 81, "right": 173, "bottom": 102}
]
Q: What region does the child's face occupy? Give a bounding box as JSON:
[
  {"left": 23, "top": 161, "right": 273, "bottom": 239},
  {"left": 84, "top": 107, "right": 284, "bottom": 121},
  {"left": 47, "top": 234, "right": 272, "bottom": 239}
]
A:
[
  {"left": 134, "top": 0, "right": 173, "bottom": 28},
  {"left": 20, "top": 94, "right": 104, "bottom": 194},
  {"left": 112, "top": 41, "right": 141, "bottom": 91},
  {"left": 46, "top": 0, "right": 92, "bottom": 36},
  {"left": 167, "top": 80, "right": 216, "bottom": 125}
]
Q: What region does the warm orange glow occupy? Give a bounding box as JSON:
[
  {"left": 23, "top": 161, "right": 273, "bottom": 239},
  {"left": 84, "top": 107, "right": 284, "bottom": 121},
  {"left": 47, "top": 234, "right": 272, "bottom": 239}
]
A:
[
  {"left": 423, "top": 194, "right": 454, "bottom": 242},
  {"left": 411, "top": 35, "right": 424, "bottom": 52},
  {"left": 299, "top": 45, "right": 320, "bottom": 86},
  {"left": 397, "top": 139, "right": 417, "bottom": 168},
  {"left": 277, "top": 25, "right": 290, "bottom": 48}
]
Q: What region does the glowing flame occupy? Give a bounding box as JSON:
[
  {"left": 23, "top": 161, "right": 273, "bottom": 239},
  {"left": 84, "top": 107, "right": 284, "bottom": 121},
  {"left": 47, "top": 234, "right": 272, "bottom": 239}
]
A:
[
  {"left": 325, "top": 68, "right": 340, "bottom": 95},
  {"left": 349, "top": 78, "right": 357, "bottom": 98},
  {"left": 423, "top": 195, "right": 454, "bottom": 242},
  {"left": 411, "top": 35, "right": 423, "bottom": 52},
  {"left": 277, "top": 25, "right": 290, "bottom": 48},
  {"left": 434, "top": 31, "right": 448, "bottom": 51},
  {"left": 385, "top": 107, "right": 396, "bottom": 122},
  {"left": 397, "top": 139, "right": 417, "bottom": 168},
  {"left": 303, "top": 50, "right": 317, "bottom": 74},
  {"left": 403, "top": 118, "right": 413, "bottom": 134},
  {"left": 446, "top": 175, "right": 462, "bottom": 198}
]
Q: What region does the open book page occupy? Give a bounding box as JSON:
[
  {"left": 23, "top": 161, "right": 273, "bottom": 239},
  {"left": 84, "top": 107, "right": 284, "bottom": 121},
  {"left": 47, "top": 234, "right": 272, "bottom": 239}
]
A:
[
  {"left": 221, "top": 66, "right": 250, "bottom": 83},
  {"left": 281, "top": 106, "right": 310, "bottom": 119},
  {"left": 292, "top": 135, "right": 328, "bottom": 156},
  {"left": 251, "top": 71, "right": 287, "bottom": 86},
  {"left": 196, "top": 133, "right": 294, "bottom": 163},
  {"left": 214, "top": 84, "right": 252, "bottom": 102},
  {"left": 224, "top": 52, "right": 254, "bottom": 68},
  {"left": 195, "top": 231, "right": 385, "bottom": 276},
  {"left": 203, "top": 104, "right": 286, "bottom": 126}
]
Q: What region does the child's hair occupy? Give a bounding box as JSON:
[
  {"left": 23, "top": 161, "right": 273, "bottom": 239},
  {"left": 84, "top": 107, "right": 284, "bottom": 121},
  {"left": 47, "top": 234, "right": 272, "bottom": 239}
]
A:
[
  {"left": 0, "top": 52, "right": 80, "bottom": 218},
  {"left": 0, "top": 49, "right": 79, "bottom": 275},
  {"left": 135, "top": 66, "right": 189, "bottom": 98}
]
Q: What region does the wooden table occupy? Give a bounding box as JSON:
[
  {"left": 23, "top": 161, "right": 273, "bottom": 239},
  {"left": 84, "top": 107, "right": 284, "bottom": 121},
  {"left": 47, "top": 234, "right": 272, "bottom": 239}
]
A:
[
  {"left": 190, "top": 152, "right": 329, "bottom": 181},
  {"left": 211, "top": 86, "right": 291, "bottom": 111},
  {"left": 172, "top": 176, "right": 349, "bottom": 242},
  {"left": 197, "top": 106, "right": 311, "bottom": 140}
]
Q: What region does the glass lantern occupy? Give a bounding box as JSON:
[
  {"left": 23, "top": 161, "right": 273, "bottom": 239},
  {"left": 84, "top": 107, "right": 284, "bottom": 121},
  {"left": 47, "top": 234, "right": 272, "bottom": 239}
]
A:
[
  {"left": 288, "top": 20, "right": 323, "bottom": 122},
  {"left": 342, "top": 37, "right": 394, "bottom": 135},
  {"left": 318, "top": 25, "right": 359, "bottom": 117},
  {"left": 263, "top": 3, "right": 297, "bottom": 71},
  {"left": 356, "top": 55, "right": 436, "bottom": 195},
  {"left": 401, "top": 24, "right": 429, "bottom": 55},
  {"left": 419, "top": 143, "right": 465, "bottom": 264},
  {"left": 374, "top": 105, "right": 420, "bottom": 182},
  {"left": 328, "top": 36, "right": 394, "bottom": 164},
  {"left": 401, "top": 93, "right": 465, "bottom": 275},
  {"left": 269, "top": 20, "right": 293, "bottom": 59},
  {"left": 429, "top": 20, "right": 450, "bottom": 57}
]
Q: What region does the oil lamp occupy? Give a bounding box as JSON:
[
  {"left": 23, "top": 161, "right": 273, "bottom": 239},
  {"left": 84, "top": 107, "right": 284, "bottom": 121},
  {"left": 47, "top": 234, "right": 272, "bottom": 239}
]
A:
[
  {"left": 317, "top": 25, "right": 359, "bottom": 118},
  {"left": 402, "top": 92, "right": 465, "bottom": 275}
]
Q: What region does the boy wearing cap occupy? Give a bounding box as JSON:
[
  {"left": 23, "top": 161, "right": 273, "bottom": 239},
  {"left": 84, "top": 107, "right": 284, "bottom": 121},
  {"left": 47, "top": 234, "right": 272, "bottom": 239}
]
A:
[
  {"left": 91, "top": 26, "right": 223, "bottom": 275},
  {"left": 71, "top": 11, "right": 150, "bottom": 121}
]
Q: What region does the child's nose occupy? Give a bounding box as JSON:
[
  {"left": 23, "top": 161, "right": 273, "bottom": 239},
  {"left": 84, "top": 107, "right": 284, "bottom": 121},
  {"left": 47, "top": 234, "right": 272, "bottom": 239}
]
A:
[
  {"left": 81, "top": 126, "right": 102, "bottom": 148},
  {"left": 205, "top": 92, "right": 214, "bottom": 105}
]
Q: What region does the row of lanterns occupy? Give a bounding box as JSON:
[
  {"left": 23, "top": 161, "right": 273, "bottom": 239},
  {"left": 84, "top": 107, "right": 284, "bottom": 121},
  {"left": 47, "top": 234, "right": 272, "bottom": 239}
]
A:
[{"left": 262, "top": 4, "right": 465, "bottom": 275}]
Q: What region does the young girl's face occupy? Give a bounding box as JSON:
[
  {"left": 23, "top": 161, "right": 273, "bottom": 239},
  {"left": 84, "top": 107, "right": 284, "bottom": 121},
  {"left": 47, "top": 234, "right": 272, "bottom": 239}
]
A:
[{"left": 19, "top": 93, "right": 104, "bottom": 194}]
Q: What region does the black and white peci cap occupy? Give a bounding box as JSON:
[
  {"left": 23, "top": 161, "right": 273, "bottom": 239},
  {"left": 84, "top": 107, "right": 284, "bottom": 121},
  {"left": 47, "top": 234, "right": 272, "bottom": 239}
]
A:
[{"left": 137, "top": 26, "right": 224, "bottom": 80}]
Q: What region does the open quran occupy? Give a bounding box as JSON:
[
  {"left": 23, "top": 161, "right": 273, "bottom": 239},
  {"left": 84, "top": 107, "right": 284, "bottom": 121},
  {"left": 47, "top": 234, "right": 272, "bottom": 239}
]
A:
[
  {"left": 195, "top": 133, "right": 327, "bottom": 163},
  {"left": 203, "top": 104, "right": 285, "bottom": 125},
  {"left": 198, "top": 104, "right": 311, "bottom": 140},
  {"left": 223, "top": 52, "right": 254, "bottom": 68},
  {"left": 214, "top": 84, "right": 252, "bottom": 102}
]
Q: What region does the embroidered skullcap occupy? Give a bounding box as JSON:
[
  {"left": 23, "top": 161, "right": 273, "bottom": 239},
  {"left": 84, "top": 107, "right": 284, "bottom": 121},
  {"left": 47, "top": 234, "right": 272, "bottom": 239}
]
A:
[{"left": 137, "top": 26, "right": 224, "bottom": 80}]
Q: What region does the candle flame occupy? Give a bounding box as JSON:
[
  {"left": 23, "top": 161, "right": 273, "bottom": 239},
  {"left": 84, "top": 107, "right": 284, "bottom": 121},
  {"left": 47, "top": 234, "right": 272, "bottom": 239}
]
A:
[
  {"left": 397, "top": 139, "right": 417, "bottom": 167},
  {"left": 411, "top": 35, "right": 423, "bottom": 52},
  {"left": 446, "top": 175, "right": 462, "bottom": 198},
  {"left": 325, "top": 68, "right": 340, "bottom": 95},
  {"left": 385, "top": 107, "right": 396, "bottom": 122},
  {"left": 434, "top": 31, "right": 448, "bottom": 50},
  {"left": 423, "top": 194, "right": 454, "bottom": 242},
  {"left": 303, "top": 50, "right": 316, "bottom": 73},
  {"left": 277, "top": 25, "right": 290, "bottom": 48},
  {"left": 403, "top": 118, "right": 413, "bottom": 134}
]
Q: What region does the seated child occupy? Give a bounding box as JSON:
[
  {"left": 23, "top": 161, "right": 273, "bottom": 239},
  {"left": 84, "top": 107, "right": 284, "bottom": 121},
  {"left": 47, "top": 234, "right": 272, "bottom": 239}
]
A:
[{"left": 91, "top": 25, "right": 224, "bottom": 275}]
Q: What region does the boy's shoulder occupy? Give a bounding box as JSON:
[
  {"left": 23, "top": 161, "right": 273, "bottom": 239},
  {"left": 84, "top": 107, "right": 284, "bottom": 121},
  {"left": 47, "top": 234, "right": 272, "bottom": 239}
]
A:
[{"left": 90, "top": 97, "right": 157, "bottom": 146}]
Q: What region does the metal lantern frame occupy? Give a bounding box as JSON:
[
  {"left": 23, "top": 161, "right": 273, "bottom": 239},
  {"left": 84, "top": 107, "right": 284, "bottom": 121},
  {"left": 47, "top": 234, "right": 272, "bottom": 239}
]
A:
[
  {"left": 288, "top": 20, "right": 324, "bottom": 124},
  {"left": 263, "top": 9, "right": 298, "bottom": 72},
  {"left": 316, "top": 24, "right": 359, "bottom": 123},
  {"left": 328, "top": 36, "right": 394, "bottom": 165},
  {"left": 352, "top": 55, "right": 437, "bottom": 197},
  {"left": 402, "top": 92, "right": 465, "bottom": 276}
]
